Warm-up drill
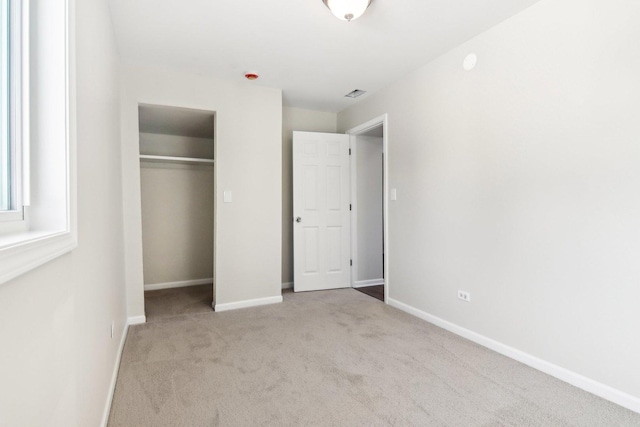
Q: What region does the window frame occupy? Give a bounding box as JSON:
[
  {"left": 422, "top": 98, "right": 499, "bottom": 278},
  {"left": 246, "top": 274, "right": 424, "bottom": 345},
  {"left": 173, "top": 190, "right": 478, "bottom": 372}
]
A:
[
  {"left": 0, "top": 0, "right": 27, "bottom": 222},
  {"left": 0, "top": 0, "right": 77, "bottom": 285}
]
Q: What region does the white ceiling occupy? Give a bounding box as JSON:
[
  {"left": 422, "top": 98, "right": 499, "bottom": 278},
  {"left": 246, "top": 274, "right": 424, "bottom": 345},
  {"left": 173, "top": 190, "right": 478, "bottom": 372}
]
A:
[{"left": 109, "top": 0, "right": 540, "bottom": 113}]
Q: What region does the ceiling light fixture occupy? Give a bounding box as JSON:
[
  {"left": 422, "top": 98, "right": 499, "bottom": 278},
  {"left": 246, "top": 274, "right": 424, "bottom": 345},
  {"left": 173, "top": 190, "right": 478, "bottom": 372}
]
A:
[{"left": 322, "top": 0, "right": 373, "bottom": 22}]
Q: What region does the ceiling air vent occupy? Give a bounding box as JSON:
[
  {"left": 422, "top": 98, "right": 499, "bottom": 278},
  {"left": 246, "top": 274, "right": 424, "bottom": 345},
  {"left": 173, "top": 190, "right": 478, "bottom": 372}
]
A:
[{"left": 345, "top": 89, "right": 366, "bottom": 98}]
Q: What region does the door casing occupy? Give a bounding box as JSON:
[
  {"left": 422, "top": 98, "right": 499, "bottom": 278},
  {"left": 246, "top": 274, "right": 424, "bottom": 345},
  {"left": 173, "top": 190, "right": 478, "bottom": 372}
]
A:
[{"left": 346, "top": 114, "right": 389, "bottom": 303}]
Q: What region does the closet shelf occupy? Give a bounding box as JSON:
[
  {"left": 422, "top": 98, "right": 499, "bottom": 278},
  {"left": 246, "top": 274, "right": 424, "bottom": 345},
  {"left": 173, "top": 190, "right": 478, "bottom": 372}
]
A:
[{"left": 139, "top": 155, "right": 215, "bottom": 165}]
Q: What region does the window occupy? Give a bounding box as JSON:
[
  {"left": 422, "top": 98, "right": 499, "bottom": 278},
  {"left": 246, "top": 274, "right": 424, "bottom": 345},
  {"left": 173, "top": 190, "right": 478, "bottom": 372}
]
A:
[
  {"left": 0, "top": 0, "right": 26, "bottom": 222},
  {"left": 0, "top": 0, "right": 76, "bottom": 285},
  {"left": 1, "top": 0, "right": 11, "bottom": 212}
]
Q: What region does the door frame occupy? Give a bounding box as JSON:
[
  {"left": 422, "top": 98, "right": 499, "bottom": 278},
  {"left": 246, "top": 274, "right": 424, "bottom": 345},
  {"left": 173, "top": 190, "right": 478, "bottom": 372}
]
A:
[{"left": 346, "top": 114, "right": 389, "bottom": 303}]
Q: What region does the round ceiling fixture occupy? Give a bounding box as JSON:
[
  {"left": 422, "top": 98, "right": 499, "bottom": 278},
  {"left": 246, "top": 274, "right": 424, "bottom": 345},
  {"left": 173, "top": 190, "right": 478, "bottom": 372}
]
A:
[
  {"left": 463, "top": 54, "right": 477, "bottom": 71},
  {"left": 244, "top": 72, "right": 259, "bottom": 80},
  {"left": 322, "top": 0, "right": 373, "bottom": 22}
]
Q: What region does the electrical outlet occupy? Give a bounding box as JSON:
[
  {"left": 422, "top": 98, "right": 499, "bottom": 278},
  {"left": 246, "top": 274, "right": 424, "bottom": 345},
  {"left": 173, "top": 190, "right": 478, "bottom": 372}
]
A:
[
  {"left": 457, "top": 290, "right": 471, "bottom": 302},
  {"left": 111, "top": 321, "right": 115, "bottom": 339}
]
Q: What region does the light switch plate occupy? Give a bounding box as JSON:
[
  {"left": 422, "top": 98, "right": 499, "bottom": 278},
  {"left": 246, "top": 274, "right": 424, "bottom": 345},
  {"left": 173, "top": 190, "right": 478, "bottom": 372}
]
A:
[
  {"left": 391, "top": 188, "right": 397, "bottom": 201},
  {"left": 223, "top": 190, "right": 233, "bottom": 203}
]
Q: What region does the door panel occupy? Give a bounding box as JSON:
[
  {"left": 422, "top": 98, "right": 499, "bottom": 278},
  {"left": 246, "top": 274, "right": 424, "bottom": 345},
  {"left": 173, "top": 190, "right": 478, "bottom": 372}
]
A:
[{"left": 293, "top": 131, "right": 350, "bottom": 292}]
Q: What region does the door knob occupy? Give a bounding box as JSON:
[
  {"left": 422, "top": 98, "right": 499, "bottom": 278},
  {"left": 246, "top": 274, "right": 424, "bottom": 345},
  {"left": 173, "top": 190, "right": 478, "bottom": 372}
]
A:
[{"left": 296, "top": 217, "right": 302, "bottom": 223}]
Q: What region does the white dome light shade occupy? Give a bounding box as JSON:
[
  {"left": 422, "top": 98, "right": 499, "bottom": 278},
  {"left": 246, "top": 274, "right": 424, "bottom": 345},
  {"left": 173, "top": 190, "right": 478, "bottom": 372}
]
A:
[{"left": 322, "top": 0, "right": 373, "bottom": 22}]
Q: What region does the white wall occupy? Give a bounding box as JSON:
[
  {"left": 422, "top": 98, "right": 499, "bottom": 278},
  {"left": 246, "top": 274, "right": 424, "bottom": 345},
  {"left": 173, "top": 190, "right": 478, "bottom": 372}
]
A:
[
  {"left": 0, "top": 0, "right": 127, "bottom": 425},
  {"left": 355, "top": 136, "right": 384, "bottom": 283},
  {"left": 339, "top": 0, "right": 640, "bottom": 403},
  {"left": 140, "top": 161, "right": 214, "bottom": 286},
  {"left": 282, "top": 107, "right": 337, "bottom": 284},
  {"left": 122, "top": 65, "right": 282, "bottom": 314}
]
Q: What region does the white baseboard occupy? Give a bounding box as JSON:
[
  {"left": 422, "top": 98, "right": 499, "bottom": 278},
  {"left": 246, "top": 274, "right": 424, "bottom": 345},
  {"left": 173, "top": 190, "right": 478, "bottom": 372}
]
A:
[
  {"left": 144, "top": 278, "right": 213, "bottom": 291},
  {"left": 353, "top": 278, "right": 384, "bottom": 288},
  {"left": 283, "top": 280, "right": 384, "bottom": 290},
  {"left": 100, "top": 320, "right": 129, "bottom": 427},
  {"left": 387, "top": 298, "right": 640, "bottom": 414},
  {"left": 215, "top": 295, "right": 283, "bottom": 312},
  {"left": 127, "top": 315, "right": 146, "bottom": 325}
]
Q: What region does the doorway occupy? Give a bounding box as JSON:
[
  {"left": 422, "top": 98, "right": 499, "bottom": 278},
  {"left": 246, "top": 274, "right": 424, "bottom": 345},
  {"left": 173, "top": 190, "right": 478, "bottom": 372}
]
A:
[
  {"left": 348, "top": 116, "right": 388, "bottom": 303},
  {"left": 291, "top": 115, "right": 389, "bottom": 303},
  {"left": 138, "top": 104, "right": 216, "bottom": 320}
]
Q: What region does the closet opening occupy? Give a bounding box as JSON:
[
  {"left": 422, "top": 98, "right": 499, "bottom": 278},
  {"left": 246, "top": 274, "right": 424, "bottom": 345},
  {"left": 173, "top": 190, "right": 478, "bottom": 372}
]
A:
[{"left": 138, "top": 104, "right": 216, "bottom": 321}]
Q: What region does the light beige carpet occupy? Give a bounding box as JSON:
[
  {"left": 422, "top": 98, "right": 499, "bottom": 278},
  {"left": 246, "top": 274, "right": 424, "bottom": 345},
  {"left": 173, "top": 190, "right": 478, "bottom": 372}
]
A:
[
  {"left": 108, "top": 288, "right": 639, "bottom": 426},
  {"left": 144, "top": 284, "right": 213, "bottom": 323}
]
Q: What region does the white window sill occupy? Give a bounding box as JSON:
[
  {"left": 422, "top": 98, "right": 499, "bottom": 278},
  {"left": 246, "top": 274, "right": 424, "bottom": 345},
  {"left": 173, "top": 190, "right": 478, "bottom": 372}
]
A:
[{"left": 0, "top": 229, "right": 77, "bottom": 285}]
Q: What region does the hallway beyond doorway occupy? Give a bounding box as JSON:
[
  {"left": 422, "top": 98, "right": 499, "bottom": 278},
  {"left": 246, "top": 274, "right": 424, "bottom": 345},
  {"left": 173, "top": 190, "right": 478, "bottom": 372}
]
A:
[{"left": 355, "top": 285, "right": 384, "bottom": 302}]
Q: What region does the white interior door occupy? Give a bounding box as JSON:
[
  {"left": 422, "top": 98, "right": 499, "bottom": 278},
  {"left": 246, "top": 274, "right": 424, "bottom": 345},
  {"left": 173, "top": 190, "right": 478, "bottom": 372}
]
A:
[{"left": 293, "top": 131, "right": 351, "bottom": 292}]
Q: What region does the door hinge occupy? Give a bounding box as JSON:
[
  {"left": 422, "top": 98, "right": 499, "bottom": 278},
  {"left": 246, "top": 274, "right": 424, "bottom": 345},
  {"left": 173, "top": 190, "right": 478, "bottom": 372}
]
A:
[
  {"left": 350, "top": 259, "right": 353, "bottom": 266},
  {"left": 349, "top": 204, "right": 352, "bottom": 211},
  {"left": 349, "top": 148, "right": 351, "bottom": 155}
]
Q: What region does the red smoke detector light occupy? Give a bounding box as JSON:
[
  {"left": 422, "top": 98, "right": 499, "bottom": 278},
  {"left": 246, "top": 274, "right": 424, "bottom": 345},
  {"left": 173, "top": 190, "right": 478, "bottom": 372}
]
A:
[{"left": 244, "top": 72, "right": 259, "bottom": 80}]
